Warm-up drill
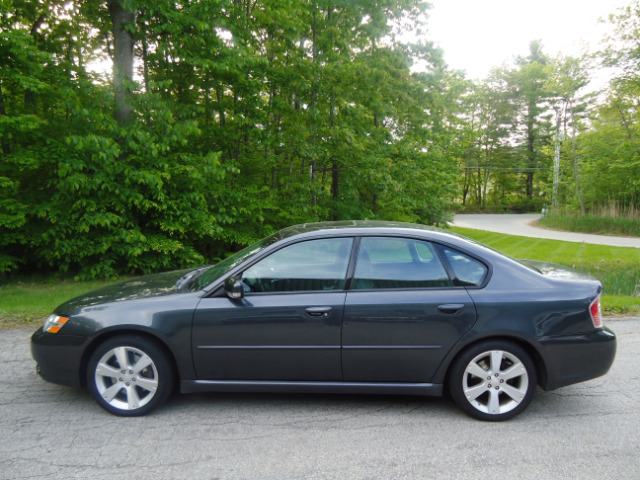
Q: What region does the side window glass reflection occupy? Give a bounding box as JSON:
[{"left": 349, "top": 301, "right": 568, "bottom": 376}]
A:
[
  {"left": 352, "top": 237, "right": 452, "bottom": 289},
  {"left": 242, "top": 238, "right": 353, "bottom": 293}
]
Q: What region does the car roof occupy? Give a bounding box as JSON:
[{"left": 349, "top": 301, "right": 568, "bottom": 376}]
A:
[
  {"left": 271, "top": 220, "right": 515, "bottom": 262},
  {"left": 278, "top": 220, "right": 458, "bottom": 241},
  {"left": 281, "top": 220, "right": 441, "bottom": 235}
]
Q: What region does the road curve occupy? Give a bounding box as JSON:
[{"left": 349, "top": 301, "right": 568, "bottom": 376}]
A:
[{"left": 452, "top": 214, "right": 640, "bottom": 248}]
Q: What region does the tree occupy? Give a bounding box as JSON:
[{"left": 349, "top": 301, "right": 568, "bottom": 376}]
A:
[
  {"left": 0, "top": 0, "right": 82, "bottom": 272},
  {"left": 543, "top": 55, "right": 591, "bottom": 213},
  {"left": 455, "top": 41, "right": 555, "bottom": 211},
  {"left": 510, "top": 41, "right": 553, "bottom": 201},
  {"left": 108, "top": 0, "right": 136, "bottom": 125},
  {"left": 0, "top": 0, "right": 462, "bottom": 278},
  {"left": 580, "top": 0, "right": 640, "bottom": 211},
  {"left": 456, "top": 73, "right": 516, "bottom": 208}
]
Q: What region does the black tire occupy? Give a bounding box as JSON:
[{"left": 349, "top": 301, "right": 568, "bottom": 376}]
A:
[
  {"left": 87, "top": 335, "right": 174, "bottom": 417},
  {"left": 448, "top": 340, "right": 536, "bottom": 421}
]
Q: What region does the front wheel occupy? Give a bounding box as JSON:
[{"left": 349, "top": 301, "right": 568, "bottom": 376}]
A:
[
  {"left": 87, "top": 335, "right": 174, "bottom": 416},
  {"left": 448, "top": 341, "right": 536, "bottom": 421}
]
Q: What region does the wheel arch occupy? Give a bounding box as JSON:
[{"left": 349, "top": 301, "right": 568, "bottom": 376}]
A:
[
  {"left": 79, "top": 328, "right": 179, "bottom": 389},
  {"left": 437, "top": 334, "right": 548, "bottom": 391}
]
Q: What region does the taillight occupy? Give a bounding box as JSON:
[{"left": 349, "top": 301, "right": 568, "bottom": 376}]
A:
[{"left": 589, "top": 296, "right": 603, "bottom": 329}]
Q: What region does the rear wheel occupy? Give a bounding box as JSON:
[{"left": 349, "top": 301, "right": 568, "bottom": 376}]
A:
[
  {"left": 87, "top": 335, "right": 174, "bottom": 416},
  {"left": 448, "top": 341, "right": 536, "bottom": 421}
]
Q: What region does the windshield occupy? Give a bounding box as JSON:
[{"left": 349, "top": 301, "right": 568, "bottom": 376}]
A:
[{"left": 193, "top": 231, "right": 282, "bottom": 289}]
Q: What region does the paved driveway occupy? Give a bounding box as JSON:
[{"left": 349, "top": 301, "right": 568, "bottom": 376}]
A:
[
  {"left": 453, "top": 214, "right": 640, "bottom": 248},
  {"left": 2, "top": 320, "right": 638, "bottom": 479}
]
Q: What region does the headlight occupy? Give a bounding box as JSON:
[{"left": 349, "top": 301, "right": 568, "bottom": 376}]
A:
[{"left": 43, "top": 314, "right": 69, "bottom": 333}]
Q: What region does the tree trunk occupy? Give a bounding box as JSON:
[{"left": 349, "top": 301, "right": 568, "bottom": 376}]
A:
[
  {"left": 25, "top": 14, "right": 47, "bottom": 112},
  {"left": 331, "top": 161, "right": 339, "bottom": 220},
  {"left": 141, "top": 32, "right": 150, "bottom": 93},
  {"left": 0, "top": 80, "right": 10, "bottom": 155},
  {"left": 108, "top": 0, "right": 136, "bottom": 125},
  {"left": 482, "top": 148, "right": 491, "bottom": 206},
  {"left": 570, "top": 102, "right": 585, "bottom": 215},
  {"left": 616, "top": 103, "right": 640, "bottom": 157},
  {"left": 525, "top": 105, "right": 535, "bottom": 199},
  {"left": 462, "top": 177, "right": 469, "bottom": 206},
  {"left": 310, "top": 4, "right": 318, "bottom": 209},
  {"left": 526, "top": 137, "right": 535, "bottom": 199}
]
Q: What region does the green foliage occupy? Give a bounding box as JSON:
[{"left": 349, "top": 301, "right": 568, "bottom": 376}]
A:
[
  {"left": 577, "top": 101, "right": 640, "bottom": 210},
  {"left": 452, "top": 13, "right": 640, "bottom": 216},
  {"left": 538, "top": 213, "right": 640, "bottom": 237},
  {"left": 454, "top": 42, "right": 556, "bottom": 210},
  {"left": 4, "top": 1, "right": 640, "bottom": 282},
  {"left": 14, "top": 85, "right": 264, "bottom": 278},
  {"left": 558, "top": 1, "right": 640, "bottom": 214},
  {"left": 0, "top": 0, "right": 460, "bottom": 279}
]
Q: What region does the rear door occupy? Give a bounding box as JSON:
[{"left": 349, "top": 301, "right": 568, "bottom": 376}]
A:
[{"left": 342, "top": 237, "right": 479, "bottom": 382}]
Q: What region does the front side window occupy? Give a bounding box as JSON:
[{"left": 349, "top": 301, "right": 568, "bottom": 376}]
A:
[
  {"left": 195, "top": 231, "right": 283, "bottom": 289},
  {"left": 352, "top": 237, "right": 452, "bottom": 289},
  {"left": 241, "top": 237, "right": 353, "bottom": 293}
]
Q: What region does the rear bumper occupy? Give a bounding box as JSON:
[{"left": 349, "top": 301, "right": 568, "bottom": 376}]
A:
[
  {"left": 31, "top": 328, "right": 90, "bottom": 388},
  {"left": 538, "top": 327, "right": 616, "bottom": 391}
]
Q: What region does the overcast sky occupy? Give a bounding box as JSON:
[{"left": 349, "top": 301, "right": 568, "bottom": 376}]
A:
[{"left": 425, "top": 0, "right": 630, "bottom": 79}]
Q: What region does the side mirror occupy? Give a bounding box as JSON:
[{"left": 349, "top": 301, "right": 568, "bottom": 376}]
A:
[{"left": 224, "top": 275, "right": 244, "bottom": 299}]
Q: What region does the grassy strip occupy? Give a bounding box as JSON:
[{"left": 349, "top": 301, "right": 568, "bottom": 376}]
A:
[
  {"left": 451, "top": 227, "right": 640, "bottom": 315},
  {"left": 2, "top": 228, "right": 639, "bottom": 330},
  {"left": 0, "top": 278, "right": 124, "bottom": 330},
  {"left": 538, "top": 214, "right": 640, "bottom": 237}
]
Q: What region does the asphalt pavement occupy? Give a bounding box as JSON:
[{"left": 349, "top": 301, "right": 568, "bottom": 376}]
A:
[
  {"left": 453, "top": 214, "right": 640, "bottom": 248},
  {"left": 2, "top": 319, "right": 639, "bottom": 479}
]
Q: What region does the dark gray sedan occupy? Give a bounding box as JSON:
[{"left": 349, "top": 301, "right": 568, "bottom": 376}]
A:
[{"left": 31, "top": 221, "right": 616, "bottom": 421}]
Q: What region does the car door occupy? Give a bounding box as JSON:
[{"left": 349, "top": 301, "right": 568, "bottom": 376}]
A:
[
  {"left": 192, "top": 237, "right": 353, "bottom": 381},
  {"left": 342, "top": 237, "right": 481, "bottom": 383}
]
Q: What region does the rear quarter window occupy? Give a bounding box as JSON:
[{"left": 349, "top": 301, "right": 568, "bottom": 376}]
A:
[{"left": 440, "top": 247, "right": 488, "bottom": 287}]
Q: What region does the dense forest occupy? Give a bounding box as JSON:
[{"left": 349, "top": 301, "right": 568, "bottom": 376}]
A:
[{"left": 1, "top": 0, "right": 639, "bottom": 279}]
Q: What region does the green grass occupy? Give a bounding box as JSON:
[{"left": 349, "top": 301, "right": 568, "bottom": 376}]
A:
[
  {"left": 602, "top": 295, "right": 640, "bottom": 315},
  {"left": 451, "top": 226, "right": 640, "bottom": 315},
  {"left": 0, "top": 278, "right": 124, "bottom": 330},
  {"left": 538, "top": 214, "right": 640, "bottom": 237}
]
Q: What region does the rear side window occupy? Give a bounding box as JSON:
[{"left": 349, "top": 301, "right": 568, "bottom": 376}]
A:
[
  {"left": 352, "top": 237, "right": 452, "bottom": 289},
  {"left": 440, "top": 247, "right": 488, "bottom": 286}
]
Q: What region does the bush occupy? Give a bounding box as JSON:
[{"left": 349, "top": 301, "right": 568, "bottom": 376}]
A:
[
  {"left": 1, "top": 88, "right": 268, "bottom": 279},
  {"left": 538, "top": 213, "right": 640, "bottom": 237}
]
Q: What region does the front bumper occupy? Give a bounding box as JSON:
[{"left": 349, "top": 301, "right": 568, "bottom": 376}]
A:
[
  {"left": 538, "top": 327, "right": 616, "bottom": 391},
  {"left": 31, "top": 328, "right": 91, "bottom": 388}
]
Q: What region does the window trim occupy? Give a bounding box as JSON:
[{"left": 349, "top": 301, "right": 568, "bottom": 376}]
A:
[{"left": 205, "top": 233, "right": 493, "bottom": 298}]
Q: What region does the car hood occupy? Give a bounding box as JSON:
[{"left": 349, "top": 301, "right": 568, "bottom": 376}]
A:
[
  {"left": 55, "top": 268, "right": 200, "bottom": 314},
  {"left": 518, "top": 259, "right": 599, "bottom": 282}
]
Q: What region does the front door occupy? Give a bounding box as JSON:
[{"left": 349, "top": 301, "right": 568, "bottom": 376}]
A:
[{"left": 192, "top": 237, "right": 354, "bottom": 381}]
